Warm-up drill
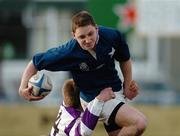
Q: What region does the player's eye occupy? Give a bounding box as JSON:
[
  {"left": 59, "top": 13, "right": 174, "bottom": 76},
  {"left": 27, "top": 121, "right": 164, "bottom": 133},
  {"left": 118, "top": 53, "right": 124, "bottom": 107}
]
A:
[
  {"left": 79, "top": 35, "right": 85, "bottom": 40},
  {"left": 88, "top": 31, "right": 93, "bottom": 37}
]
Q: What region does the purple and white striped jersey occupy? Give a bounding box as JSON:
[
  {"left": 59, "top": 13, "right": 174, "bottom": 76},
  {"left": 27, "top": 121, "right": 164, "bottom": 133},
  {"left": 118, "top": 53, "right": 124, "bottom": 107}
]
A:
[{"left": 49, "top": 98, "right": 104, "bottom": 136}]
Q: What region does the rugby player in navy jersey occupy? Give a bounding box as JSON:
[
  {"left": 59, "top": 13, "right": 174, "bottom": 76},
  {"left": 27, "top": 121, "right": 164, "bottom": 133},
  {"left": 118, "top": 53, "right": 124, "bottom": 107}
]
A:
[{"left": 19, "top": 11, "right": 147, "bottom": 136}]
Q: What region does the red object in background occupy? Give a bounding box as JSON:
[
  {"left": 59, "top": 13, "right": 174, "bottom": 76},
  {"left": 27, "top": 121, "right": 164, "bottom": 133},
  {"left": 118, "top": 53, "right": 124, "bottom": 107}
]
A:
[{"left": 121, "top": 4, "right": 137, "bottom": 27}]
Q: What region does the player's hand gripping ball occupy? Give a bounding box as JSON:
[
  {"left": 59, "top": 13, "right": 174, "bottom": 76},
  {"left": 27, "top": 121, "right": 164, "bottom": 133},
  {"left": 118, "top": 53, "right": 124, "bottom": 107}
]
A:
[{"left": 28, "top": 73, "right": 52, "bottom": 97}]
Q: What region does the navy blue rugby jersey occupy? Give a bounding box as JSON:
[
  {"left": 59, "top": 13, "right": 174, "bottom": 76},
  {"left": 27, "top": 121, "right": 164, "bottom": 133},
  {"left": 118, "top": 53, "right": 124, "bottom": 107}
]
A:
[{"left": 33, "top": 26, "right": 130, "bottom": 102}]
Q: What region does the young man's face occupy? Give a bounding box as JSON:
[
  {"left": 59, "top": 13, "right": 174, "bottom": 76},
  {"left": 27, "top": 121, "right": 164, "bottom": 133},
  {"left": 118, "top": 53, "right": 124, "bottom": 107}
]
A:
[{"left": 72, "top": 25, "right": 98, "bottom": 51}]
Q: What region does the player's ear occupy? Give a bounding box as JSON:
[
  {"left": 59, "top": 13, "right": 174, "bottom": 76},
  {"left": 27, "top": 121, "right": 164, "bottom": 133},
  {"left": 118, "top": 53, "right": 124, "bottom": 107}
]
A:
[
  {"left": 72, "top": 32, "right": 76, "bottom": 39},
  {"left": 95, "top": 24, "right": 98, "bottom": 30},
  {"left": 95, "top": 25, "right": 99, "bottom": 35}
]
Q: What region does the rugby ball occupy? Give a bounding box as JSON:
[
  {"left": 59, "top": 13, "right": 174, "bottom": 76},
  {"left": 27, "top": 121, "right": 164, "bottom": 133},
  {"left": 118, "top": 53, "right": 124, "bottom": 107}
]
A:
[{"left": 28, "top": 73, "right": 52, "bottom": 97}]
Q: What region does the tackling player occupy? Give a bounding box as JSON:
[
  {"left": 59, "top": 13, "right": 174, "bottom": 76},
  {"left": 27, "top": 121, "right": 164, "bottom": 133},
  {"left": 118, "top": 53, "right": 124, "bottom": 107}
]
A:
[{"left": 49, "top": 79, "right": 115, "bottom": 136}]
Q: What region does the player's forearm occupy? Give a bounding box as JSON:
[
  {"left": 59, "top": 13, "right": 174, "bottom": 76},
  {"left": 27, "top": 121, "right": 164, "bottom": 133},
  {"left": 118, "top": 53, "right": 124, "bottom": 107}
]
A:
[
  {"left": 120, "top": 59, "right": 132, "bottom": 86},
  {"left": 79, "top": 98, "right": 104, "bottom": 135},
  {"left": 86, "top": 98, "right": 104, "bottom": 116},
  {"left": 19, "top": 60, "right": 37, "bottom": 91}
]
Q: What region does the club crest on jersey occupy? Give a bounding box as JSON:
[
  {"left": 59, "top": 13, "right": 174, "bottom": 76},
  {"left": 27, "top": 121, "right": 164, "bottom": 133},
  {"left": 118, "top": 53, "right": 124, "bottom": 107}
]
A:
[{"left": 79, "top": 62, "right": 89, "bottom": 71}]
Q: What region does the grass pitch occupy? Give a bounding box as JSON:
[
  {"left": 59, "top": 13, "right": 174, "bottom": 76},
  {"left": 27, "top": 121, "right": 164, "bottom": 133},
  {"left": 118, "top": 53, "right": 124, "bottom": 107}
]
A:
[{"left": 0, "top": 104, "right": 180, "bottom": 136}]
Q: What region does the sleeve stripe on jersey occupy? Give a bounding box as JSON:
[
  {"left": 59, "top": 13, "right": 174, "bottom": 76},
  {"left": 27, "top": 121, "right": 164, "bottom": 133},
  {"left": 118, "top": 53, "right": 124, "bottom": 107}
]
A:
[
  {"left": 81, "top": 109, "right": 99, "bottom": 130},
  {"left": 80, "top": 122, "right": 93, "bottom": 136},
  {"left": 64, "top": 119, "right": 77, "bottom": 135},
  {"left": 74, "top": 123, "right": 81, "bottom": 136},
  {"left": 64, "top": 106, "right": 81, "bottom": 118},
  {"left": 74, "top": 121, "right": 93, "bottom": 136}
]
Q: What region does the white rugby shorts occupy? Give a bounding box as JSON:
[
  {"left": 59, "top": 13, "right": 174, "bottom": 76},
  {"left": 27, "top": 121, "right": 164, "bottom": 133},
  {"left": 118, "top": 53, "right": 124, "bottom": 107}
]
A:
[{"left": 80, "top": 91, "right": 126, "bottom": 124}]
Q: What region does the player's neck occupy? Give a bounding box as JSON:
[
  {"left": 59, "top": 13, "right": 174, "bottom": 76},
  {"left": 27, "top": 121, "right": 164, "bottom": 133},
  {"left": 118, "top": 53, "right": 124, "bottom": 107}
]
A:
[{"left": 88, "top": 48, "right": 97, "bottom": 59}]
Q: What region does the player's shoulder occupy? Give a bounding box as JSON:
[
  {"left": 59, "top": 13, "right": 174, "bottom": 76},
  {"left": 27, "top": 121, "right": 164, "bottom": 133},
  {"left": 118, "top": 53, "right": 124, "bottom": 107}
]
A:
[
  {"left": 98, "top": 25, "right": 116, "bottom": 32},
  {"left": 54, "top": 38, "right": 79, "bottom": 55},
  {"left": 98, "top": 26, "right": 123, "bottom": 40},
  {"left": 98, "top": 26, "right": 120, "bottom": 34},
  {"left": 60, "top": 38, "right": 78, "bottom": 50}
]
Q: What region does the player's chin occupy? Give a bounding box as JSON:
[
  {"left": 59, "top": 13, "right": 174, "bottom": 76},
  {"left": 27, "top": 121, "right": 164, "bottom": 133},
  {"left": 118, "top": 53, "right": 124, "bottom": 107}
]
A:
[
  {"left": 85, "top": 44, "right": 95, "bottom": 49},
  {"left": 84, "top": 46, "right": 93, "bottom": 50}
]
